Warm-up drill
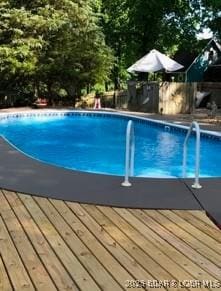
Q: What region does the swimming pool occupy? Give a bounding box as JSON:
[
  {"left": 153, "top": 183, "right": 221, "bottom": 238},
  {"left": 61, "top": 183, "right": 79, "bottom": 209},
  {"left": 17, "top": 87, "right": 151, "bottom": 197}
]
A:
[{"left": 0, "top": 110, "right": 221, "bottom": 178}]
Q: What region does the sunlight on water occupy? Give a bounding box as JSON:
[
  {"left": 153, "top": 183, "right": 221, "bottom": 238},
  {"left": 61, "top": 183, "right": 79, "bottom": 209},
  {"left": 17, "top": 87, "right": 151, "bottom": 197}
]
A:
[{"left": 0, "top": 113, "right": 221, "bottom": 178}]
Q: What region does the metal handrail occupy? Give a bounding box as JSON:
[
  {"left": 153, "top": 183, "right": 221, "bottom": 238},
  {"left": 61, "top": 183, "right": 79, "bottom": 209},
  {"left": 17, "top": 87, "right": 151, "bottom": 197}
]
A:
[
  {"left": 121, "top": 120, "right": 135, "bottom": 187},
  {"left": 182, "top": 121, "right": 202, "bottom": 189}
]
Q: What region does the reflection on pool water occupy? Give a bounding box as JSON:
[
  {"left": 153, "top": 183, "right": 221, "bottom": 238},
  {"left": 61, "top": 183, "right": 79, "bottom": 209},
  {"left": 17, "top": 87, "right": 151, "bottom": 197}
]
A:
[{"left": 0, "top": 112, "right": 221, "bottom": 178}]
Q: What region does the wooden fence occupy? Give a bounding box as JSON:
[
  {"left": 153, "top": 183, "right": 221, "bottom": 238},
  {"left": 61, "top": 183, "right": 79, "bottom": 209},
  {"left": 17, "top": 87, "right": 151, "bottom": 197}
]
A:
[
  {"left": 159, "top": 82, "right": 196, "bottom": 114},
  {"left": 121, "top": 81, "right": 159, "bottom": 112},
  {"left": 81, "top": 82, "right": 218, "bottom": 114},
  {"left": 121, "top": 81, "right": 196, "bottom": 114}
]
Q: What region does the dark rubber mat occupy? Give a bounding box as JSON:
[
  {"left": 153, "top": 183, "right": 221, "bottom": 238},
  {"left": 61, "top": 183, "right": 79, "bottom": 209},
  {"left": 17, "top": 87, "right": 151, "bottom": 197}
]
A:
[
  {"left": 184, "top": 179, "right": 221, "bottom": 228},
  {"left": 0, "top": 137, "right": 202, "bottom": 210}
]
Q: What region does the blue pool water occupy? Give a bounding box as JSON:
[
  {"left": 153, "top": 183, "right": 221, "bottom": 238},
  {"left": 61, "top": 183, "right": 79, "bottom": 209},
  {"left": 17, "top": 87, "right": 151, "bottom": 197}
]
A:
[{"left": 0, "top": 112, "right": 221, "bottom": 178}]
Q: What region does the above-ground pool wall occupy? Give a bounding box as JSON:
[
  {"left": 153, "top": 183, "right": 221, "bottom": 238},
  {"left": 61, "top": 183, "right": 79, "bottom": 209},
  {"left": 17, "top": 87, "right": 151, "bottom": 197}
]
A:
[{"left": 159, "top": 82, "right": 196, "bottom": 115}]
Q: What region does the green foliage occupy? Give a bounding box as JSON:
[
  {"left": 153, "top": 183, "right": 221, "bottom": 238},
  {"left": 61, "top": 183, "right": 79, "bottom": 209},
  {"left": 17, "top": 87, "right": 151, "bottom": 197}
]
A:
[
  {"left": 201, "top": 0, "right": 221, "bottom": 38},
  {"left": 101, "top": 0, "right": 203, "bottom": 88},
  {"left": 0, "top": 0, "right": 219, "bottom": 106},
  {"left": 0, "top": 0, "right": 113, "bottom": 103}
]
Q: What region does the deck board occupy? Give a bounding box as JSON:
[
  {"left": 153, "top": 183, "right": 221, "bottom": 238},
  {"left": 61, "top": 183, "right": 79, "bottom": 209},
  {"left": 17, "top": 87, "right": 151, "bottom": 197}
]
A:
[
  {"left": 158, "top": 210, "right": 221, "bottom": 256},
  {"left": 0, "top": 191, "right": 57, "bottom": 291},
  {"left": 35, "top": 196, "right": 122, "bottom": 291},
  {"left": 91, "top": 205, "right": 178, "bottom": 285},
  {"left": 0, "top": 216, "right": 34, "bottom": 291},
  {"left": 67, "top": 203, "right": 157, "bottom": 288},
  {"left": 104, "top": 207, "right": 217, "bottom": 282},
  {"left": 51, "top": 199, "right": 133, "bottom": 290},
  {"left": 0, "top": 189, "right": 220, "bottom": 291},
  {"left": 173, "top": 210, "right": 221, "bottom": 243},
  {"left": 0, "top": 254, "right": 13, "bottom": 291},
  {"left": 4, "top": 190, "right": 78, "bottom": 290},
  {"left": 140, "top": 209, "right": 221, "bottom": 280},
  {"left": 144, "top": 210, "right": 221, "bottom": 269},
  {"left": 186, "top": 210, "right": 219, "bottom": 229},
  {"left": 19, "top": 194, "right": 100, "bottom": 291}
]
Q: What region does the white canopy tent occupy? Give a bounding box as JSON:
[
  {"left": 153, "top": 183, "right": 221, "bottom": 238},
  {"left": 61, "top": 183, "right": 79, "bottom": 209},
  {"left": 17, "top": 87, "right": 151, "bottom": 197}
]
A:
[{"left": 127, "top": 49, "right": 184, "bottom": 73}]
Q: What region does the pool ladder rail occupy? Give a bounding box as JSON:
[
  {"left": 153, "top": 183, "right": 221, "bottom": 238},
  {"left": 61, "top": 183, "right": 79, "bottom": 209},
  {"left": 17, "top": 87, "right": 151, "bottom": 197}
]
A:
[
  {"left": 183, "top": 121, "right": 202, "bottom": 189},
  {"left": 122, "top": 120, "right": 135, "bottom": 187},
  {"left": 122, "top": 120, "right": 202, "bottom": 189}
]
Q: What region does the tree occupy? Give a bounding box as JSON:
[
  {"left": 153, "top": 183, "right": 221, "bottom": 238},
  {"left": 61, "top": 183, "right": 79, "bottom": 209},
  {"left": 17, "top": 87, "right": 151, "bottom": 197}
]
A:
[
  {"left": 0, "top": 0, "right": 210, "bottom": 105},
  {"left": 101, "top": 0, "right": 129, "bottom": 90},
  {"left": 101, "top": 0, "right": 202, "bottom": 87},
  {"left": 0, "top": 0, "right": 113, "bottom": 105},
  {"left": 126, "top": 0, "right": 203, "bottom": 58},
  {"left": 36, "top": 0, "right": 113, "bottom": 104},
  {"left": 201, "top": 0, "right": 221, "bottom": 38}
]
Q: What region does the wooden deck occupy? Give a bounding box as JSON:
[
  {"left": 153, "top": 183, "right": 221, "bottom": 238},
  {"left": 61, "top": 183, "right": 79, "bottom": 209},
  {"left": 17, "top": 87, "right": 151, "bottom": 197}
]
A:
[{"left": 0, "top": 189, "right": 220, "bottom": 291}]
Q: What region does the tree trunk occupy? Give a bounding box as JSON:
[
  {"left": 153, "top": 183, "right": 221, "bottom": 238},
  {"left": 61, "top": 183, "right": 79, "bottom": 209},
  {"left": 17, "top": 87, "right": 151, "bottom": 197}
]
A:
[
  {"left": 33, "top": 80, "right": 40, "bottom": 99},
  {"left": 86, "top": 84, "right": 91, "bottom": 94},
  {"left": 105, "top": 82, "right": 108, "bottom": 92},
  {"left": 65, "top": 84, "right": 76, "bottom": 107},
  {"left": 47, "top": 83, "right": 53, "bottom": 106}
]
